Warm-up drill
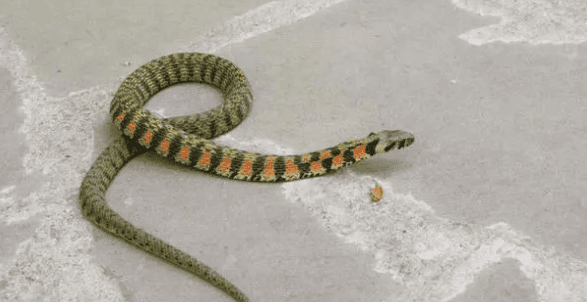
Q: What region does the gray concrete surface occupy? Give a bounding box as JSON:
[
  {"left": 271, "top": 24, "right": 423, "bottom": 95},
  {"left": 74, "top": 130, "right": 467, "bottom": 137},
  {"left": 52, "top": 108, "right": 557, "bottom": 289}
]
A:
[{"left": 1, "top": 0, "right": 586, "bottom": 301}]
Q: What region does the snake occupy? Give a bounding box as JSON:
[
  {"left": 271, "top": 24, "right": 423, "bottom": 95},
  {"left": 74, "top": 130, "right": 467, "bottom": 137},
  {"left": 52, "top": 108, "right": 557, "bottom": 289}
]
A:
[{"left": 79, "top": 52, "right": 415, "bottom": 302}]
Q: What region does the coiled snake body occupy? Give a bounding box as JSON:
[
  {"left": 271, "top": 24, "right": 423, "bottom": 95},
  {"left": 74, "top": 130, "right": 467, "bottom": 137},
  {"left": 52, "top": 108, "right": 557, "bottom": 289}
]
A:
[{"left": 79, "top": 53, "right": 414, "bottom": 302}]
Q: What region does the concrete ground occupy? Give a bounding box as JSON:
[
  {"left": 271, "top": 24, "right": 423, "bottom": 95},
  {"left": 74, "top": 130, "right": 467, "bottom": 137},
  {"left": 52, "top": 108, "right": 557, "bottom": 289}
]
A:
[{"left": 1, "top": 0, "right": 586, "bottom": 301}]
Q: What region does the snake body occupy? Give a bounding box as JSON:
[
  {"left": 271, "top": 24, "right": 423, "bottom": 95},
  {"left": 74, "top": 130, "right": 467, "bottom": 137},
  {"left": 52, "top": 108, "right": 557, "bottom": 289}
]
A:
[{"left": 79, "top": 53, "right": 414, "bottom": 302}]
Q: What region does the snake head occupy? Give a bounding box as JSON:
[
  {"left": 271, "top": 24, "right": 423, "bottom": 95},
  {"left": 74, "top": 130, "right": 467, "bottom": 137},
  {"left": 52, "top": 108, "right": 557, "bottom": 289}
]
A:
[{"left": 373, "top": 130, "right": 415, "bottom": 153}]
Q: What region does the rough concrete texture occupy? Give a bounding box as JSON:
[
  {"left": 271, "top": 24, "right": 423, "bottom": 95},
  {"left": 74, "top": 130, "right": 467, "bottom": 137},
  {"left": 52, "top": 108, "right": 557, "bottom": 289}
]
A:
[{"left": 1, "top": 0, "right": 586, "bottom": 301}]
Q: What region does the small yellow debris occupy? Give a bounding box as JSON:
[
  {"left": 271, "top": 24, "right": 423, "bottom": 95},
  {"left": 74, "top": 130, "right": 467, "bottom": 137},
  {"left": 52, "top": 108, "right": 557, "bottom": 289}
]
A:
[{"left": 370, "top": 183, "right": 383, "bottom": 202}]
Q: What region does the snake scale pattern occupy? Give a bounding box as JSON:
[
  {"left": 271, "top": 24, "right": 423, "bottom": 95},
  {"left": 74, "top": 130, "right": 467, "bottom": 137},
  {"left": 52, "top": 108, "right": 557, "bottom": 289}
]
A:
[{"left": 79, "top": 53, "right": 415, "bottom": 302}]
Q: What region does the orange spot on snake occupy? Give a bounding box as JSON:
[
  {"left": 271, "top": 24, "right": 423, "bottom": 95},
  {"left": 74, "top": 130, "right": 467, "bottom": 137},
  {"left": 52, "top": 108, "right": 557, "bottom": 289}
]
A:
[
  {"left": 301, "top": 153, "right": 311, "bottom": 163},
  {"left": 219, "top": 156, "right": 232, "bottom": 173},
  {"left": 332, "top": 154, "right": 343, "bottom": 167},
  {"left": 240, "top": 158, "right": 253, "bottom": 176},
  {"left": 199, "top": 150, "right": 211, "bottom": 167},
  {"left": 321, "top": 150, "right": 331, "bottom": 159},
  {"left": 284, "top": 157, "right": 299, "bottom": 179},
  {"left": 115, "top": 113, "right": 125, "bottom": 126},
  {"left": 158, "top": 139, "right": 170, "bottom": 156},
  {"left": 179, "top": 145, "right": 190, "bottom": 162},
  {"left": 127, "top": 122, "right": 136, "bottom": 134},
  {"left": 262, "top": 157, "right": 276, "bottom": 180},
  {"left": 310, "top": 161, "right": 324, "bottom": 174},
  {"left": 353, "top": 145, "right": 368, "bottom": 160},
  {"left": 142, "top": 131, "right": 153, "bottom": 144}
]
